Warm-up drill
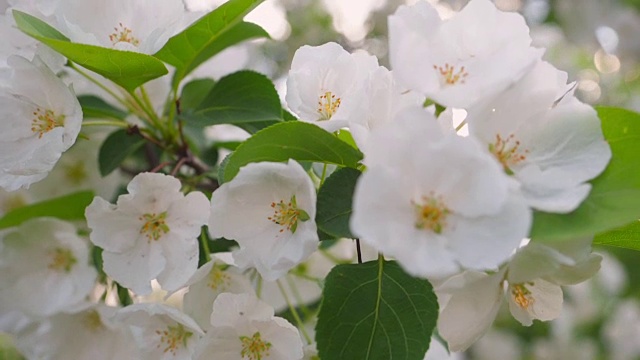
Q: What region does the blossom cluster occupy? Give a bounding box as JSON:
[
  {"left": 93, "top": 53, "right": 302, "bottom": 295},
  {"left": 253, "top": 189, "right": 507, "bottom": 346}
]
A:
[{"left": 0, "top": 0, "right": 619, "bottom": 359}]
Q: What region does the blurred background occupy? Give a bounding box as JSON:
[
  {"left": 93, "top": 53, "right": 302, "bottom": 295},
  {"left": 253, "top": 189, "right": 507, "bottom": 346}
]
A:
[{"left": 2, "top": 0, "right": 640, "bottom": 359}]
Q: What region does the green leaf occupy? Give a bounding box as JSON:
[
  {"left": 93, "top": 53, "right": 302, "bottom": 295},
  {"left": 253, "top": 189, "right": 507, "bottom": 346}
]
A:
[
  {"left": 98, "top": 129, "right": 145, "bottom": 176},
  {"left": 0, "top": 191, "right": 95, "bottom": 230},
  {"left": 13, "top": 10, "right": 168, "bottom": 91},
  {"left": 316, "top": 258, "right": 438, "bottom": 360},
  {"left": 180, "top": 78, "right": 216, "bottom": 110},
  {"left": 154, "top": 0, "right": 266, "bottom": 86},
  {"left": 594, "top": 220, "right": 640, "bottom": 251},
  {"left": 317, "top": 168, "right": 361, "bottom": 239},
  {"left": 221, "top": 122, "right": 364, "bottom": 183},
  {"left": 182, "top": 70, "right": 283, "bottom": 127},
  {"left": 78, "top": 95, "right": 128, "bottom": 120},
  {"left": 531, "top": 107, "right": 640, "bottom": 241}
]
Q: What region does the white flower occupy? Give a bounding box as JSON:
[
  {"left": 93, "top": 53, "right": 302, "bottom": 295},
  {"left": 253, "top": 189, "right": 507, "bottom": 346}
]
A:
[
  {"left": 209, "top": 160, "right": 319, "bottom": 281},
  {"left": 15, "top": 303, "right": 139, "bottom": 360},
  {"left": 85, "top": 172, "right": 210, "bottom": 295},
  {"left": 116, "top": 303, "right": 204, "bottom": 360},
  {"left": 286, "top": 42, "right": 379, "bottom": 132},
  {"left": 351, "top": 106, "right": 531, "bottom": 279},
  {"left": 0, "top": 218, "right": 97, "bottom": 318},
  {"left": 0, "top": 55, "right": 82, "bottom": 191},
  {"left": 437, "top": 238, "right": 601, "bottom": 351},
  {"left": 466, "top": 61, "right": 612, "bottom": 213},
  {"left": 349, "top": 66, "right": 423, "bottom": 149},
  {"left": 388, "top": 0, "right": 542, "bottom": 108},
  {"left": 54, "top": 0, "right": 192, "bottom": 54},
  {"left": 194, "top": 293, "right": 304, "bottom": 360},
  {"left": 182, "top": 259, "right": 254, "bottom": 331}
]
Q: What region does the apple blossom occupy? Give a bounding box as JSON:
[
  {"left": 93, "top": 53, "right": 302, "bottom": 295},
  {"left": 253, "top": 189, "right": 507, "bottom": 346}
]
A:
[
  {"left": 0, "top": 55, "right": 82, "bottom": 191},
  {"left": 194, "top": 293, "right": 304, "bottom": 360},
  {"left": 286, "top": 42, "right": 378, "bottom": 132},
  {"left": 209, "top": 160, "right": 319, "bottom": 281},
  {"left": 53, "top": 0, "right": 193, "bottom": 54},
  {"left": 437, "top": 238, "right": 602, "bottom": 351},
  {"left": 349, "top": 66, "right": 423, "bottom": 149},
  {"left": 116, "top": 303, "right": 204, "bottom": 360},
  {"left": 15, "top": 303, "right": 139, "bottom": 360},
  {"left": 85, "top": 172, "right": 210, "bottom": 295},
  {"left": 182, "top": 259, "right": 254, "bottom": 331},
  {"left": 0, "top": 218, "right": 97, "bottom": 318},
  {"left": 351, "top": 106, "right": 531, "bottom": 278},
  {"left": 466, "top": 61, "right": 612, "bottom": 213},
  {"left": 388, "top": 0, "right": 542, "bottom": 108}
]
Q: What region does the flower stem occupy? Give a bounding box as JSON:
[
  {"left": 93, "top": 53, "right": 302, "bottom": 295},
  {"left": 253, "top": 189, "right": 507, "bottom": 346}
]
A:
[
  {"left": 68, "top": 62, "right": 129, "bottom": 109},
  {"left": 319, "top": 163, "right": 328, "bottom": 187},
  {"left": 200, "top": 232, "right": 212, "bottom": 263},
  {"left": 276, "top": 279, "right": 312, "bottom": 344},
  {"left": 82, "top": 120, "right": 129, "bottom": 128}
]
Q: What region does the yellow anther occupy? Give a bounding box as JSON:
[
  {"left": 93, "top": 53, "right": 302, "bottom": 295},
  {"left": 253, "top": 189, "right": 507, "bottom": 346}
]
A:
[
  {"left": 139, "top": 212, "right": 170, "bottom": 241},
  {"left": 240, "top": 332, "right": 272, "bottom": 360},
  {"left": 433, "top": 63, "right": 469, "bottom": 85},
  {"left": 48, "top": 247, "right": 77, "bottom": 273},
  {"left": 109, "top": 22, "right": 140, "bottom": 46},
  {"left": 412, "top": 193, "right": 449, "bottom": 234},
  {"left": 31, "top": 108, "right": 64, "bottom": 138},
  {"left": 155, "top": 323, "right": 193, "bottom": 355},
  {"left": 489, "top": 134, "right": 529, "bottom": 174},
  {"left": 317, "top": 91, "right": 342, "bottom": 120}
]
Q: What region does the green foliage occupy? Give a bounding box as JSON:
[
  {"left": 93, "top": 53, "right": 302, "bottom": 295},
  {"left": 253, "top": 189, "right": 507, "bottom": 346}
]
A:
[
  {"left": 219, "top": 122, "right": 364, "bottom": 183},
  {"left": 154, "top": 0, "right": 267, "bottom": 87},
  {"left": 531, "top": 107, "right": 640, "bottom": 241},
  {"left": 316, "top": 258, "right": 438, "bottom": 360},
  {"left": 13, "top": 10, "right": 168, "bottom": 91},
  {"left": 180, "top": 78, "right": 216, "bottom": 110},
  {"left": 316, "top": 168, "right": 361, "bottom": 239},
  {"left": 78, "top": 95, "right": 128, "bottom": 120},
  {"left": 98, "top": 129, "right": 145, "bottom": 176},
  {"left": 594, "top": 220, "right": 640, "bottom": 251},
  {"left": 181, "top": 71, "right": 283, "bottom": 127},
  {"left": 0, "top": 191, "right": 95, "bottom": 230}
]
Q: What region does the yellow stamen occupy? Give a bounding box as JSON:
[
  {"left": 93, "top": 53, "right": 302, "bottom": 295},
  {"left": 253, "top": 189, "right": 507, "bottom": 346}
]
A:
[
  {"left": 413, "top": 193, "right": 449, "bottom": 234},
  {"left": 207, "top": 266, "right": 231, "bottom": 291},
  {"left": 139, "top": 212, "right": 170, "bottom": 241},
  {"left": 240, "top": 332, "right": 272, "bottom": 360},
  {"left": 267, "top": 195, "right": 310, "bottom": 234},
  {"left": 155, "top": 323, "right": 193, "bottom": 355},
  {"left": 48, "top": 247, "right": 77, "bottom": 273},
  {"left": 317, "top": 91, "right": 342, "bottom": 120},
  {"left": 31, "top": 108, "right": 64, "bottom": 138},
  {"left": 511, "top": 283, "right": 534, "bottom": 309},
  {"left": 83, "top": 310, "right": 105, "bottom": 332},
  {"left": 433, "top": 63, "right": 469, "bottom": 85},
  {"left": 488, "top": 134, "right": 529, "bottom": 174},
  {"left": 109, "top": 22, "right": 140, "bottom": 46}
]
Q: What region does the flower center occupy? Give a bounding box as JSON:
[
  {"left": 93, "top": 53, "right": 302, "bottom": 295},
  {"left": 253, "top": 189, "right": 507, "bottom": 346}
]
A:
[
  {"left": 31, "top": 108, "right": 64, "bottom": 138},
  {"left": 156, "top": 323, "right": 193, "bottom": 355},
  {"left": 240, "top": 332, "right": 272, "bottom": 360},
  {"left": 109, "top": 22, "right": 140, "bottom": 46},
  {"left": 83, "top": 310, "right": 105, "bottom": 332},
  {"left": 48, "top": 247, "right": 77, "bottom": 273},
  {"left": 317, "top": 91, "right": 342, "bottom": 120},
  {"left": 207, "top": 266, "right": 231, "bottom": 291},
  {"left": 139, "top": 212, "right": 170, "bottom": 241},
  {"left": 433, "top": 63, "right": 468, "bottom": 85},
  {"left": 412, "top": 194, "right": 449, "bottom": 234},
  {"left": 267, "top": 195, "right": 310, "bottom": 234},
  {"left": 488, "top": 134, "right": 529, "bottom": 174},
  {"left": 511, "top": 283, "right": 534, "bottom": 309}
]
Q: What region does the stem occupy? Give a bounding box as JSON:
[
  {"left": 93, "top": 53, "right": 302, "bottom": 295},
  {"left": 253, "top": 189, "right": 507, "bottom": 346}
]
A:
[
  {"left": 319, "top": 163, "right": 328, "bottom": 187},
  {"left": 129, "top": 91, "right": 163, "bottom": 130},
  {"left": 82, "top": 120, "right": 128, "bottom": 128},
  {"left": 455, "top": 120, "right": 467, "bottom": 132},
  {"left": 200, "top": 232, "right": 212, "bottom": 263},
  {"left": 149, "top": 161, "right": 171, "bottom": 173},
  {"left": 276, "top": 279, "right": 312, "bottom": 344},
  {"left": 171, "top": 157, "right": 188, "bottom": 176},
  {"left": 68, "top": 62, "right": 129, "bottom": 108}
]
